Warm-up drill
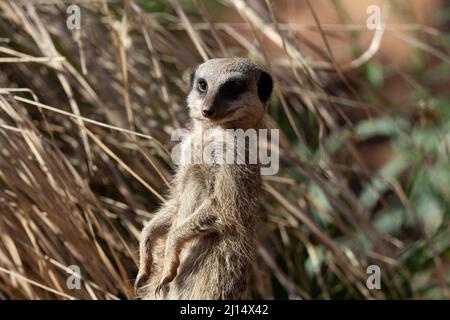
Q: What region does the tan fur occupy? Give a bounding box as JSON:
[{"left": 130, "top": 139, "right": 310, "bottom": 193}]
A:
[{"left": 135, "top": 58, "right": 272, "bottom": 299}]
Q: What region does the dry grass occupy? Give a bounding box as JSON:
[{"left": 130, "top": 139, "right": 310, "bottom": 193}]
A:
[{"left": 0, "top": 0, "right": 449, "bottom": 299}]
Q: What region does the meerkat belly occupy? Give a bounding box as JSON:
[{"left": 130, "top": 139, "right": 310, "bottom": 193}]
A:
[
  {"left": 168, "top": 164, "right": 254, "bottom": 299},
  {"left": 168, "top": 235, "right": 254, "bottom": 299}
]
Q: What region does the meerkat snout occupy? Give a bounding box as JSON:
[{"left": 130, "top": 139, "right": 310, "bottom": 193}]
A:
[
  {"left": 201, "top": 106, "right": 214, "bottom": 118},
  {"left": 187, "top": 58, "right": 273, "bottom": 128}
]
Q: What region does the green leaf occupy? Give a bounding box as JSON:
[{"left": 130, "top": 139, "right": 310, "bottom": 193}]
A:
[
  {"left": 355, "top": 117, "right": 409, "bottom": 141},
  {"left": 373, "top": 207, "right": 405, "bottom": 234},
  {"left": 358, "top": 151, "right": 414, "bottom": 211},
  {"left": 363, "top": 62, "right": 384, "bottom": 88}
]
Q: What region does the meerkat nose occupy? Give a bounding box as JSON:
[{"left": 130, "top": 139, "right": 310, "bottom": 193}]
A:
[{"left": 202, "top": 107, "right": 215, "bottom": 118}]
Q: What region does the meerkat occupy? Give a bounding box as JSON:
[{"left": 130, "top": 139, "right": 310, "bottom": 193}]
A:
[{"left": 134, "top": 58, "right": 273, "bottom": 299}]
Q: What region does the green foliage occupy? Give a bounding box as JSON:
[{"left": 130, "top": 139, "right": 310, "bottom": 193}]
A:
[{"left": 363, "top": 62, "right": 384, "bottom": 89}]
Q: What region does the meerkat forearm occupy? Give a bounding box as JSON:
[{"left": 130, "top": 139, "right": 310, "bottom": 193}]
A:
[
  {"left": 135, "top": 201, "right": 178, "bottom": 291},
  {"left": 155, "top": 199, "right": 222, "bottom": 295}
]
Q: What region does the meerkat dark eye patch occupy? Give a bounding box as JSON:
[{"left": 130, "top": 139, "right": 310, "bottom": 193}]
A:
[
  {"left": 197, "top": 79, "right": 208, "bottom": 93},
  {"left": 222, "top": 79, "right": 248, "bottom": 100},
  {"left": 257, "top": 71, "right": 273, "bottom": 103}
]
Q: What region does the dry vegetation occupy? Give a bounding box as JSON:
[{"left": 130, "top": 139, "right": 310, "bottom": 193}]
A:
[{"left": 0, "top": 0, "right": 449, "bottom": 299}]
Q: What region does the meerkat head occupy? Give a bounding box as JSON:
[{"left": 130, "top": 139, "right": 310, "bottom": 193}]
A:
[{"left": 187, "top": 58, "right": 273, "bottom": 128}]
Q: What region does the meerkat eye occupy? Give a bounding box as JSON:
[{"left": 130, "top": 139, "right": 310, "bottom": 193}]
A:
[{"left": 197, "top": 79, "right": 208, "bottom": 93}]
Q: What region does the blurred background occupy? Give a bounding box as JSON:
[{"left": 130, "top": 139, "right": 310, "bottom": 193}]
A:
[{"left": 0, "top": 0, "right": 449, "bottom": 299}]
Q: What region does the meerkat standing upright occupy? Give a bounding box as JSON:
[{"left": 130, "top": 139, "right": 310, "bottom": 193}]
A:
[{"left": 135, "top": 58, "right": 273, "bottom": 299}]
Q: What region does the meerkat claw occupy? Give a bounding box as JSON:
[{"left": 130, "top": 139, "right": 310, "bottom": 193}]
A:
[
  {"left": 134, "top": 273, "right": 147, "bottom": 294},
  {"left": 154, "top": 277, "right": 169, "bottom": 298}
]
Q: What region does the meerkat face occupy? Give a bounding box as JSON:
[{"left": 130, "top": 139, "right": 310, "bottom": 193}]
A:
[{"left": 187, "top": 58, "right": 273, "bottom": 128}]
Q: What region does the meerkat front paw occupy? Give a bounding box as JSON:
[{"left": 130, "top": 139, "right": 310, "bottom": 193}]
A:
[
  {"left": 154, "top": 240, "right": 181, "bottom": 297},
  {"left": 154, "top": 261, "right": 179, "bottom": 297},
  {"left": 134, "top": 257, "right": 153, "bottom": 294},
  {"left": 154, "top": 274, "right": 171, "bottom": 298},
  {"left": 134, "top": 234, "right": 155, "bottom": 293},
  {"left": 135, "top": 213, "right": 175, "bottom": 294}
]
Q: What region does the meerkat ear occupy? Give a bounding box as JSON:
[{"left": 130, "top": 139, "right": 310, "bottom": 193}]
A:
[{"left": 257, "top": 70, "right": 273, "bottom": 103}]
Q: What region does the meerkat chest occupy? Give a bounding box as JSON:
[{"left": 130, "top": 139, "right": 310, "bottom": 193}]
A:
[
  {"left": 177, "top": 127, "right": 231, "bottom": 166},
  {"left": 174, "top": 163, "right": 217, "bottom": 222}
]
